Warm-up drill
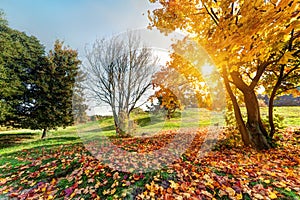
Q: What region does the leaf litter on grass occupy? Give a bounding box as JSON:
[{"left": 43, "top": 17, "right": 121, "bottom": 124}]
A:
[{"left": 0, "top": 128, "right": 299, "bottom": 199}]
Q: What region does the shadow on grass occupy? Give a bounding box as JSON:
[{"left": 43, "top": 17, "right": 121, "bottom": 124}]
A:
[
  {"left": 1, "top": 142, "right": 84, "bottom": 158},
  {"left": 99, "top": 125, "right": 115, "bottom": 131},
  {"left": 136, "top": 117, "right": 152, "bottom": 127},
  {"left": 0, "top": 135, "right": 82, "bottom": 156},
  {"left": 41, "top": 136, "right": 80, "bottom": 142},
  {"left": 0, "top": 132, "right": 39, "bottom": 149},
  {"left": 15, "top": 136, "right": 81, "bottom": 149}
]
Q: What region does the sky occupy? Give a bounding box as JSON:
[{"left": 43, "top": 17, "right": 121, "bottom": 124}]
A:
[
  {"left": 0, "top": 0, "right": 166, "bottom": 59},
  {"left": 1, "top": 0, "right": 186, "bottom": 115}
]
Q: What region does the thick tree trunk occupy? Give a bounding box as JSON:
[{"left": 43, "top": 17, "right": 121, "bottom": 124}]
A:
[
  {"left": 114, "top": 120, "right": 123, "bottom": 136},
  {"left": 114, "top": 110, "right": 130, "bottom": 137},
  {"left": 41, "top": 128, "right": 47, "bottom": 139},
  {"left": 244, "top": 90, "right": 270, "bottom": 150},
  {"left": 227, "top": 69, "right": 270, "bottom": 150}
]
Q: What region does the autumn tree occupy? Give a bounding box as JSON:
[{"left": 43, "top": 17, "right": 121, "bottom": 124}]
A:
[
  {"left": 85, "top": 31, "right": 157, "bottom": 136},
  {"left": 150, "top": 61, "right": 212, "bottom": 119},
  {"left": 149, "top": 86, "right": 183, "bottom": 119},
  {"left": 148, "top": 0, "right": 300, "bottom": 149}
]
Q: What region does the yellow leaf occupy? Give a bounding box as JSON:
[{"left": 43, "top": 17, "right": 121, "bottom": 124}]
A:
[
  {"left": 42, "top": 187, "right": 47, "bottom": 192},
  {"left": 0, "top": 178, "right": 7, "bottom": 185},
  {"left": 102, "top": 189, "right": 109, "bottom": 195},
  {"left": 268, "top": 191, "right": 277, "bottom": 199},
  {"left": 70, "top": 192, "right": 76, "bottom": 198},
  {"left": 236, "top": 193, "right": 243, "bottom": 200},
  {"left": 2, "top": 188, "right": 9, "bottom": 194},
  {"left": 278, "top": 52, "right": 294, "bottom": 64},
  {"left": 111, "top": 188, "right": 116, "bottom": 195},
  {"left": 30, "top": 181, "right": 36, "bottom": 186},
  {"left": 95, "top": 181, "right": 101, "bottom": 189},
  {"left": 50, "top": 178, "right": 57, "bottom": 185},
  {"left": 264, "top": 179, "right": 270, "bottom": 184},
  {"left": 150, "top": 191, "right": 155, "bottom": 197},
  {"left": 169, "top": 180, "right": 179, "bottom": 189},
  {"left": 285, "top": 188, "right": 291, "bottom": 192},
  {"left": 225, "top": 187, "right": 236, "bottom": 197}
]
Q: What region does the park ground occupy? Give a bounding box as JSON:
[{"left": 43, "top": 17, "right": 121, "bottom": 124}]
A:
[{"left": 0, "top": 107, "right": 299, "bottom": 199}]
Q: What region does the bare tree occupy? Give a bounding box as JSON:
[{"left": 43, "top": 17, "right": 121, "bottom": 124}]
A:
[{"left": 85, "top": 31, "right": 157, "bottom": 136}]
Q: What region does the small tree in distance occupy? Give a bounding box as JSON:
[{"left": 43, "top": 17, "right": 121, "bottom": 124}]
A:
[
  {"left": 73, "top": 70, "right": 88, "bottom": 124},
  {"left": 85, "top": 31, "right": 158, "bottom": 137}
]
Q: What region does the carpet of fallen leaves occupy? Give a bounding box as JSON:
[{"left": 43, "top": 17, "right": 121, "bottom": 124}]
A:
[{"left": 0, "top": 127, "right": 299, "bottom": 200}]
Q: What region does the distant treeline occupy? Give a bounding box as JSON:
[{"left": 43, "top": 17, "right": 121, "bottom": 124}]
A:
[{"left": 258, "top": 94, "right": 300, "bottom": 106}]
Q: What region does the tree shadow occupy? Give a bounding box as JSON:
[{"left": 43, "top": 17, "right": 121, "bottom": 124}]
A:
[
  {"left": 1, "top": 141, "right": 84, "bottom": 158},
  {"left": 0, "top": 132, "right": 38, "bottom": 149},
  {"left": 40, "top": 136, "right": 80, "bottom": 143},
  {"left": 136, "top": 117, "right": 152, "bottom": 127},
  {"left": 99, "top": 125, "right": 115, "bottom": 131}
]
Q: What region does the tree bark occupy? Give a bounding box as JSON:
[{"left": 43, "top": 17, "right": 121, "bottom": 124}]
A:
[
  {"left": 244, "top": 90, "right": 270, "bottom": 150},
  {"left": 269, "top": 87, "right": 278, "bottom": 138},
  {"left": 222, "top": 67, "right": 251, "bottom": 146},
  {"left": 269, "top": 66, "right": 284, "bottom": 138},
  {"left": 41, "top": 128, "right": 47, "bottom": 139},
  {"left": 114, "top": 110, "right": 129, "bottom": 137},
  {"left": 229, "top": 70, "right": 270, "bottom": 150}
]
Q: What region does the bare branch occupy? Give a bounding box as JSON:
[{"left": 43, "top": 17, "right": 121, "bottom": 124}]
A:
[{"left": 201, "top": 0, "right": 219, "bottom": 26}]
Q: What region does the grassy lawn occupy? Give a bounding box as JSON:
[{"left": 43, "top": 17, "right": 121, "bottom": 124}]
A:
[
  {"left": 0, "top": 107, "right": 299, "bottom": 199},
  {"left": 259, "top": 106, "right": 300, "bottom": 127}
]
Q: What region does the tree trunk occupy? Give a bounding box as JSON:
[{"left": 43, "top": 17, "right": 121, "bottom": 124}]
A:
[
  {"left": 269, "top": 89, "right": 276, "bottom": 138},
  {"left": 228, "top": 69, "right": 271, "bottom": 150},
  {"left": 41, "top": 128, "right": 47, "bottom": 139},
  {"left": 114, "top": 111, "right": 129, "bottom": 137},
  {"left": 244, "top": 90, "right": 270, "bottom": 150},
  {"left": 114, "top": 119, "right": 123, "bottom": 136},
  {"left": 222, "top": 67, "right": 251, "bottom": 146},
  {"left": 269, "top": 66, "right": 284, "bottom": 138}
]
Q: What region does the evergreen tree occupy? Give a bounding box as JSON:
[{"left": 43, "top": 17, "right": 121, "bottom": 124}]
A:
[
  {"left": 29, "top": 41, "right": 81, "bottom": 138},
  {"left": 0, "top": 13, "right": 46, "bottom": 127}
]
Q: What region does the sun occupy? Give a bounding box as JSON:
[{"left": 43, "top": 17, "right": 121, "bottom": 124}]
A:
[{"left": 201, "top": 64, "right": 215, "bottom": 76}]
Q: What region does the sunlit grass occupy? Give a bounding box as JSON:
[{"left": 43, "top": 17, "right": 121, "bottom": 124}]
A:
[{"left": 253, "top": 106, "right": 299, "bottom": 127}]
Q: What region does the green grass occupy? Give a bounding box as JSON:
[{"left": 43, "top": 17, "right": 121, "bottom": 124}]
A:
[
  {"left": 1, "top": 106, "right": 298, "bottom": 155},
  {"left": 266, "top": 106, "right": 300, "bottom": 127},
  {"left": 80, "top": 106, "right": 299, "bottom": 138},
  {"left": 0, "top": 125, "right": 81, "bottom": 155},
  {"left": 1, "top": 106, "right": 298, "bottom": 156},
  {"left": 242, "top": 106, "right": 300, "bottom": 127}
]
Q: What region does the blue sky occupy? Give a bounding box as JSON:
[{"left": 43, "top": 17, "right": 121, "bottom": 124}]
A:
[{"left": 0, "top": 0, "right": 158, "bottom": 59}]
